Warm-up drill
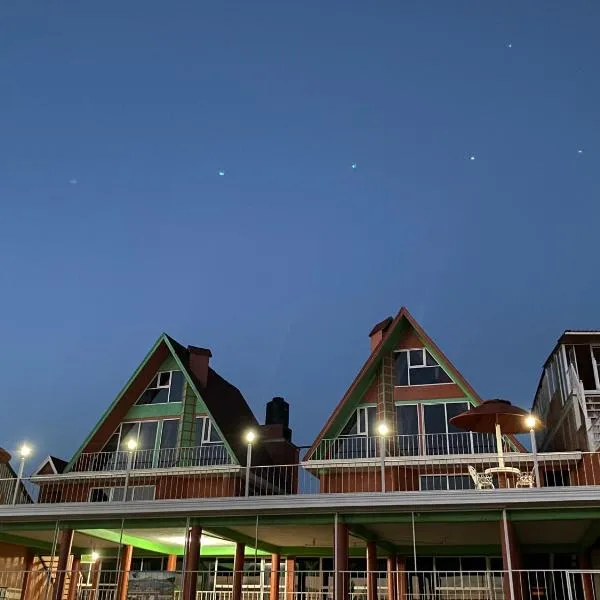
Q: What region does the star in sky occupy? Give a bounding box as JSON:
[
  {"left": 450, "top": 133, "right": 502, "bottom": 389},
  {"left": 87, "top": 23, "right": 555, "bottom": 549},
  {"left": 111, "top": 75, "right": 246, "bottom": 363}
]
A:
[
  {"left": 218, "top": 170, "right": 225, "bottom": 177},
  {"left": 69, "top": 178, "right": 78, "bottom": 185},
  {"left": 469, "top": 155, "right": 476, "bottom": 161},
  {"left": 507, "top": 43, "right": 512, "bottom": 48},
  {"left": 578, "top": 149, "right": 583, "bottom": 154},
  {"left": 351, "top": 162, "right": 357, "bottom": 170}
]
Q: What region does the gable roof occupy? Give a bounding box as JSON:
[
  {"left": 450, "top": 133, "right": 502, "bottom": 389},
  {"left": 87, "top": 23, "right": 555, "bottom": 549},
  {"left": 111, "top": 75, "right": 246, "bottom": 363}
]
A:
[
  {"left": 33, "top": 456, "right": 68, "bottom": 476},
  {"left": 66, "top": 333, "right": 264, "bottom": 469},
  {"left": 306, "top": 306, "right": 524, "bottom": 458}
]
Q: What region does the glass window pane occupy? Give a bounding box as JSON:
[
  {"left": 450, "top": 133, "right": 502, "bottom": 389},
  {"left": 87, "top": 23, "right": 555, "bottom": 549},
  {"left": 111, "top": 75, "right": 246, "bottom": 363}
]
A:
[
  {"left": 396, "top": 404, "right": 419, "bottom": 456},
  {"left": 194, "top": 417, "right": 205, "bottom": 446},
  {"left": 133, "top": 486, "right": 155, "bottom": 501},
  {"left": 208, "top": 422, "right": 221, "bottom": 442},
  {"left": 445, "top": 402, "right": 471, "bottom": 454},
  {"left": 409, "top": 350, "right": 424, "bottom": 366},
  {"left": 340, "top": 412, "right": 359, "bottom": 436},
  {"left": 112, "top": 487, "right": 125, "bottom": 502},
  {"left": 358, "top": 408, "right": 367, "bottom": 434},
  {"left": 160, "top": 420, "right": 179, "bottom": 448},
  {"left": 89, "top": 488, "right": 111, "bottom": 502},
  {"left": 169, "top": 371, "right": 184, "bottom": 403},
  {"left": 423, "top": 404, "right": 447, "bottom": 454},
  {"left": 410, "top": 365, "right": 452, "bottom": 386},
  {"left": 425, "top": 351, "right": 438, "bottom": 367},
  {"left": 138, "top": 422, "right": 158, "bottom": 450},
  {"left": 119, "top": 423, "right": 138, "bottom": 450},
  {"left": 137, "top": 387, "right": 169, "bottom": 405},
  {"left": 420, "top": 476, "right": 445, "bottom": 491},
  {"left": 158, "top": 372, "right": 171, "bottom": 387},
  {"left": 395, "top": 352, "right": 409, "bottom": 386},
  {"left": 366, "top": 406, "right": 377, "bottom": 436},
  {"left": 448, "top": 475, "right": 473, "bottom": 490}
]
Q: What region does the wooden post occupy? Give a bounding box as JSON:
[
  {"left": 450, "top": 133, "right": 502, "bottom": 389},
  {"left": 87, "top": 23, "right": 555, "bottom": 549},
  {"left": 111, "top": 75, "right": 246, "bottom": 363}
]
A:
[
  {"left": 183, "top": 526, "right": 202, "bottom": 600},
  {"left": 387, "top": 556, "right": 397, "bottom": 600},
  {"left": 270, "top": 553, "right": 281, "bottom": 600},
  {"left": 334, "top": 522, "right": 349, "bottom": 600},
  {"left": 395, "top": 557, "right": 406, "bottom": 600},
  {"left": 20, "top": 548, "right": 35, "bottom": 600},
  {"left": 67, "top": 555, "right": 81, "bottom": 600},
  {"left": 367, "top": 542, "right": 377, "bottom": 600},
  {"left": 116, "top": 545, "right": 133, "bottom": 600},
  {"left": 232, "top": 543, "right": 245, "bottom": 600},
  {"left": 285, "top": 558, "right": 295, "bottom": 600},
  {"left": 53, "top": 529, "right": 74, "bottom": 600},
  {"left": 90, "top": 561, "right": 102, "bottom": 600},
  {"left": 166, "top": 555, "right": 177, "bottom": 572}
]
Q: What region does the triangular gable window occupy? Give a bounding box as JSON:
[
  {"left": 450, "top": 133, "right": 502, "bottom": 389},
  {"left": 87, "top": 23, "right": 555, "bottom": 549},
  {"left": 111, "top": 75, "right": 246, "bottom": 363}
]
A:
[
  {"left": 395, "top": 349, "right": 452, "bottom": 386},
  {"left": 136, "top": 371, "right": 185, "bottom": 405}
]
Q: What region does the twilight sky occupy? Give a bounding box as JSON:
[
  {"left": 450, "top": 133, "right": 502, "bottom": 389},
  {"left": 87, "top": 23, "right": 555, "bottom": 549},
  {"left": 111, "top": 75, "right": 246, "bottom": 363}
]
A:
[{"left": 1, "top": 0, "right": 599, "bottom": 468}]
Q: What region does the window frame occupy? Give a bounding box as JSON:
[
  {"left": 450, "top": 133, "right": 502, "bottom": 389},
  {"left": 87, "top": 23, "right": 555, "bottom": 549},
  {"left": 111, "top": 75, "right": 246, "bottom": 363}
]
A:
[
  {"left": 195, "top": 416, "right": 223, "bottom": 445},
  {"left": 394, "top": 348, "right": 453, "bottom": 387},
  {"left": 338, "top": 405, "right": 377, "bottom": 437},
  {"left": 135, "top": 370, "right": 184, "bottom": 405},
  {"left": 418, "top": 474, "right": 474, "bottom": 491},
  {"left": 88, "top": 485, "right": 156, "bottom": 502},
  {"left": 591, "top": 346, "right": 600, "bottom": 391}
]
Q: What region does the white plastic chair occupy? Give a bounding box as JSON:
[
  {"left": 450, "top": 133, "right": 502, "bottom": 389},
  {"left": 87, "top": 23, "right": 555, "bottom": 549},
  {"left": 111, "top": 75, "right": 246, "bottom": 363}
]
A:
[
  {"left": 468, "top": 465, "right": 495, "bottom": 490},
  {"left": 516, "top": 470, "right": 535, "bottom": 488}
]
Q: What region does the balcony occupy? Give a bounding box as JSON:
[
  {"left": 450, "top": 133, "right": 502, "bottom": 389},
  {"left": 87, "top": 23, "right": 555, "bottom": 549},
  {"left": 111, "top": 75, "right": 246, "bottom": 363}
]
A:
[
  {"left": 0, "top": 448, "right": 594, "bottom": 505},
  {"left": 70, "top": 445, "right": 234, "bottom": 473},
  {"left": 309, "top": 433, "right": 509, "bottom": 461}
]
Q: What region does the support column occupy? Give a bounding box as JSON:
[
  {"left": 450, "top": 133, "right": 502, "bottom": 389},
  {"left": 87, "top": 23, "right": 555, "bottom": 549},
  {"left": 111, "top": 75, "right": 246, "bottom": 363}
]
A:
[
  {"left": 500, "top": 511, "right": 522, "bottom": 600},
  {"left": 270, "top": 553, "right": 281, "bottom": 600},
  {"left": 232, "top": 543, "right": 245, "bottom": 600},
  {"left": 579, "top": 551, "right": 595, "bottom": 600},
  {"left": 90, "top": 561, "right": 102, "bottom": 600},
  {"left": 183, "top": 526, "right": 202, "bottom": 600},
  {"left": 367, "top": 542, "right": 377, "bottom": 600},
  {"left": 20, "top": 548, "right": 35, "bottom": 600},
  {"left": 334, "top": 522, "right": 349, "bottom": 600},
  {"left": 285, "top": 558, "right": 295, "bottom": 600},
  {"left": 53, "top": 528, "right": 74, "bottom": 600},
  {"left": 386, "top": 556, "right": 397, "bottom": 600},
  {"left": 395, "top": 557, "right": 406, "bottom": 600},
  {"left": 67, "top": 555, "right": 81, "bottom": 600},
  {"left": 116, "top": 545, "right": 133, "bottom": 600},
  {"left": 166, "top": 555, "right": 177, "bottom": 572}
]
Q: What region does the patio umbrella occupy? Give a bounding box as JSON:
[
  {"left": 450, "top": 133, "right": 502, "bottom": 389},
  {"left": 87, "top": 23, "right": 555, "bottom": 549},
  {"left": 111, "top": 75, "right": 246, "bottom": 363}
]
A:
[{"left": 449, "top": 399, "right": 534, "bottom": 467}]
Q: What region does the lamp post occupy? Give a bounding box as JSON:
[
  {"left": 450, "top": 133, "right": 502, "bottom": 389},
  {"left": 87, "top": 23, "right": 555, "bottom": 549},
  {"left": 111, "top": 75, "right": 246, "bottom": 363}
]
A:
[
  {"left": 377, "top": 423, "right": 389, "bottom": 493},
  {"left": 123, "top": 438, "right": 137, "bottom": 501},
  {"left": 525, "top": 415, "right": 540, "bottom": 487},
  {"left": 12, "top": 443, "right": 32, "bottom": 505},
  {"left": 244, "top": 430, "right": 256, "bottom": 497}
]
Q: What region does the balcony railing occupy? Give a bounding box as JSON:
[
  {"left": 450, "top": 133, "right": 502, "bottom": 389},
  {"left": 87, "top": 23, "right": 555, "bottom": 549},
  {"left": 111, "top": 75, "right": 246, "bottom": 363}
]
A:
[
  {"left": 0, "top": 449, "right": 594, "bottom": 505},
  {"left": 310, "top": 433, "right": 512, "bottom": 461},
  {"left": 0, "top": 569, "right": 597, "bottom": 600},
  {"left": 70, "top": 445, "right": 233, "bottom": 473}
]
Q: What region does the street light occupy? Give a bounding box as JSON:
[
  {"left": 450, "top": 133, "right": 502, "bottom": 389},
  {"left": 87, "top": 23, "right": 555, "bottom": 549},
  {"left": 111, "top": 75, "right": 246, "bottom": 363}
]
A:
[
  {"left": 244, "top": 430, "right": 256, "bottom": 497},
  {"left": 12, "top": 443, "right": 32, "bottom": 505},
  {"left": 91, "top": 551, "right": 100, "bottom": 562},
  {"left": 525, "top": 415, "right": 540, "bottom": 487},
  {"left": 377, "top": 423, "right": 389, "bottom": 493},
  {"left": 123, "top": 438, "right": 138, "bottom": 501}
]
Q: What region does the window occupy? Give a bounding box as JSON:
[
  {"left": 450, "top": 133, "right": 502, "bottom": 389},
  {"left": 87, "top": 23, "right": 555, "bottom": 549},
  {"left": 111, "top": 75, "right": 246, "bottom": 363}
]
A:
[
  {"left": 194, "top": 416, "right": 223, "bottom": 445},
  {"left": 97, "top": 419, "right": 180, "bottom": 470},
  {"left": 178, "top": 416, "right": 228, "bottom": 466},
  {"left": 395, "top": 404, "right": 419, "bottom": 456},
  {"left": 158, "top": 419, "right": 180, "bottom": 467},
  {"left": 89, "top": 485, "right": 156, "bottom": 502},
  {"left": 332, "top": 406, "right": 377, "bottom": 459},
  {"left": 419, "top": 475, "right": 474, "bottom": 491},
  {"left": 394, "top": 349, "right": 452, "bottom": 386},
  {"left": 136, "top": 371, "right": 185, "bottom": 405},
  {"left": 422, "top": 402, "right": 493, "bottom": 455}
]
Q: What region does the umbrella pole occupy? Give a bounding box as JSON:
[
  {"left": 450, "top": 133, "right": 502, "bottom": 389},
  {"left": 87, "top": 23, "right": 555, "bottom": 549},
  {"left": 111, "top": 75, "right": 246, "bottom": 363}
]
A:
[{"left": 495, "top": 423, "right": 505, "bottom": 468}]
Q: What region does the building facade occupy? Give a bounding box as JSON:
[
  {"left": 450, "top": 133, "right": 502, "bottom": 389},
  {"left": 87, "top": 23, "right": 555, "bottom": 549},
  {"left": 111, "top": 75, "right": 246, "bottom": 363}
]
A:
[{"left": 1, "top": 311, "right": 600, "bottom": 600}]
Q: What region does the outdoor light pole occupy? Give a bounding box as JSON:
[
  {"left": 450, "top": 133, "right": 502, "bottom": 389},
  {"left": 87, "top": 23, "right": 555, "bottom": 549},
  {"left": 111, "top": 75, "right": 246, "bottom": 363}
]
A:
[
  {"left": 123, "top": 438, "right": 137, "bottom": 501},
  {"left": 12, "top": 444, "right": 31, "bottom": 505},
  {"left": 526, "top": 416, "right": 540, "bottom": 487},
  {"left": 377, "top": 423, "right": 389, "bottom": 493},
  {"left": 245, "top": 430, "right": 256, "bottom": 497}
]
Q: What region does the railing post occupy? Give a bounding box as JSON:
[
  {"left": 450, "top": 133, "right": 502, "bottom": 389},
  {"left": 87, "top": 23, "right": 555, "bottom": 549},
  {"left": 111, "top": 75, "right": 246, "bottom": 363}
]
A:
[
  {"left": 529, "top": 428, "right": 541, "bottom": 487},
  {"left": 12, "top": 454, "right": 26, "bottom": 505},
  {"left": 245, "top": 441, "right": 253, "bottom": 497}
]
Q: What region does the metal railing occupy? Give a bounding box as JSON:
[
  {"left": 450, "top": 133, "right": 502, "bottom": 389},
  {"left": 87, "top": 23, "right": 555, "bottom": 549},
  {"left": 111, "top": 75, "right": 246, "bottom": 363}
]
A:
[
  {"left": 0, "top": 449, "right": 596, "bottom": 505},
  {"left": 310, "top": 433, "right": 512, "bottom": 461},
  {"left": 0, "top": 569, "right": 598, "bottom": 600},
  {"left": 71, "top": 445, "right": 233, "bottom": 473}
]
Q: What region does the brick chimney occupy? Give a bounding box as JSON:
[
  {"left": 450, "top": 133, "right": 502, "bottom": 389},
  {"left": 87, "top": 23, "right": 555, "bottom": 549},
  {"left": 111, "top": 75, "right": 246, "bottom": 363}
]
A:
[
  {"left": 187, "top": 346, "right": 212, "bottom": 388},
  {"left": 259, "top": 397, "right": 298, "bottom": 464},
  {"left": 368, "top": 317, "right": 393, "bottom": 352}
]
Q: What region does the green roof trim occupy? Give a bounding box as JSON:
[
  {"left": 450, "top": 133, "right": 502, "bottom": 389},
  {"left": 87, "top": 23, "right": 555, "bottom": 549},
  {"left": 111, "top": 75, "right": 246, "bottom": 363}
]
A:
[{"left": 79, "top": 528, "right": 181, "bottom": 555}]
